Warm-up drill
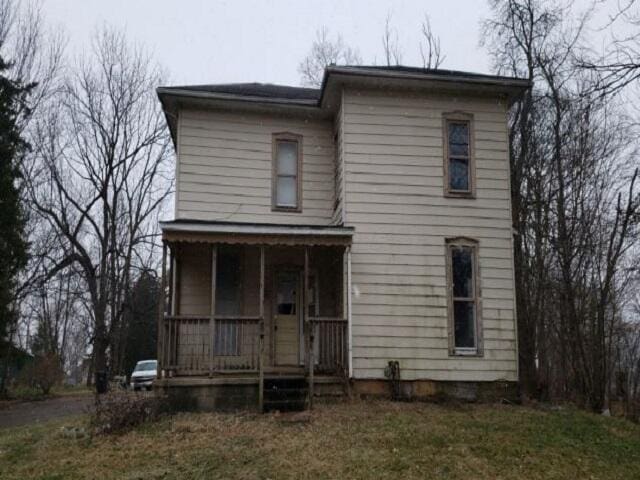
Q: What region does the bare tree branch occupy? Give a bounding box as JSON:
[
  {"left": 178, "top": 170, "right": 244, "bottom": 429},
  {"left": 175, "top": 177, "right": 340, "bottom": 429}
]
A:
[
  {"left": 419, "top": 14, "right": 445, "bottom": 69},
  {"left": 297, "top": 26, "right": 361, "bottom": 87}
]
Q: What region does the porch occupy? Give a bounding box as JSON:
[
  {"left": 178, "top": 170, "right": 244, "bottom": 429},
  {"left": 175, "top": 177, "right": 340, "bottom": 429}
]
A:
[{"left": 156, "top": 221, "right": 353, "bottom": 411}]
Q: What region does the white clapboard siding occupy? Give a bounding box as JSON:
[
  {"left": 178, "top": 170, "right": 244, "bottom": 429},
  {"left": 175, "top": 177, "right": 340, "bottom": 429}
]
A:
[
  {"left": 343, "top": 88, "right": 518, "bottom": 382},
  {"left": 178, "top": 246, "right": 211, "bottom": 316},
  {"left": 176, "top": 108, "right": 335, "bottom": 225},
  {"left": 354, "top": 368, "right": 516, "bottom": 382}
]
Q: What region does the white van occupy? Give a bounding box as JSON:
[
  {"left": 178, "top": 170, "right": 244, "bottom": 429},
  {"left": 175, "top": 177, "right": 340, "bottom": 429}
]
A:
[{"left": 130, "top": 360, "right": 157, "bottom": 391}]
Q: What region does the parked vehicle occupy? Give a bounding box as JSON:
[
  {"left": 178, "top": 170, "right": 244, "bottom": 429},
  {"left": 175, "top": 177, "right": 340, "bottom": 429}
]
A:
[{"left": 130, "top": 360, "right": 157, "bottom": 391}]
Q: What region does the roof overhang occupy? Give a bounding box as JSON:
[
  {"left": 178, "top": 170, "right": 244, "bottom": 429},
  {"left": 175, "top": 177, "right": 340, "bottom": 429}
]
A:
[
  {"left": 160, "top": 220, "right": 354, "bottom": 247},
  {"left": 319, "top": 66, "right": 532, "bottom": 109},
  {"left": 157, "top": 88, "right": 328, "bottom": 146}
]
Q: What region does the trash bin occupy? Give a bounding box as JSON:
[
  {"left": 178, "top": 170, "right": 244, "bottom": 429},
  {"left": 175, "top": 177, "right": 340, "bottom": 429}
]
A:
[{"left": 96, "top": 371, "right": 108, "bottom": 394}]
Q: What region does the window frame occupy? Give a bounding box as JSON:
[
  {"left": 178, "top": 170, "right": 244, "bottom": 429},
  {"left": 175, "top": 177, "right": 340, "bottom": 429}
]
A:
[
  {"left": 272, "top": 132, "right": 303, "bottom": 212},
  {"left": 443, "top": 112, "right": 476, "bottom": 198},
  {"left": 445, "top": 237, "right": 483, "bottom": 356}
]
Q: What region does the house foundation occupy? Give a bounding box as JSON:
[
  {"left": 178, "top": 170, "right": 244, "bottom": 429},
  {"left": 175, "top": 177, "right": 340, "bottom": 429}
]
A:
[
  {"left": 352, "top": 379, "right": 519, "bottom": 403},
  {"left": 154, "top": 375, "right": 348, "bottom": 413}
]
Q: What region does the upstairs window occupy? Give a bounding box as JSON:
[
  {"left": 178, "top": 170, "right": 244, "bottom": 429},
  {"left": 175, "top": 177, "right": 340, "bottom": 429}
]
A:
[
  {"left": 273, "top": 133, "right": 302, "bottom": 211},
  {"left": 446, "top": 238, "right": 482, "bottom": 355},
  {"left": 443, "top": 113, "right": 475, "bottom": 197}
]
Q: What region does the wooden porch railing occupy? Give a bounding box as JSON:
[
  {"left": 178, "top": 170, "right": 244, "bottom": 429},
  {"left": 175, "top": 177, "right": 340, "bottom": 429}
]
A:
[
  {"left": 310, "top": 317, "right": 348, "bottom": 374},
  {"left": 161, "top": 315, "right": 261, "bottom": 375}
]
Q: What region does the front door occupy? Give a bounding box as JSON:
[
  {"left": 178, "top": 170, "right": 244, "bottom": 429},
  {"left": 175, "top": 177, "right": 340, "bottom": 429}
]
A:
[{"left": 274, "top": 270, "right": 301, "bottom": 366}]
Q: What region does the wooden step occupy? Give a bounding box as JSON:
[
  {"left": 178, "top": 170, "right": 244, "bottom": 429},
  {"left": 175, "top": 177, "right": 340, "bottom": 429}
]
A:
[{"left": 263, "top": 376, "right": 308, "bottom": 412}]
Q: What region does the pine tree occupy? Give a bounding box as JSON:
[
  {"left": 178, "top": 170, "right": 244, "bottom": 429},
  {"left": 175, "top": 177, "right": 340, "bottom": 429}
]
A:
[
  {"left": 0, "top": 51, "right": 33, "bottom": 360},
  {"left": 121, "top": 272, "right": 159, "bottom": 376}
]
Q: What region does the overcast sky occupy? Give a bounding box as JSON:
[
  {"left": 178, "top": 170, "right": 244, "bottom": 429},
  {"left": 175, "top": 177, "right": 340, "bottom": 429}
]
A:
[{"left": 41, "top": 0, "right": 614, "bottom": 87}]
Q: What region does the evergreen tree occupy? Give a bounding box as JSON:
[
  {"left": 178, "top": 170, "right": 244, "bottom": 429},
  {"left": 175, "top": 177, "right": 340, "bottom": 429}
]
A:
[
  {"left": 0, "top": 51, "right": 33, "bottom": 360},
  {"left": 121, "top": 272, "right": 159, "bottom": 376}
]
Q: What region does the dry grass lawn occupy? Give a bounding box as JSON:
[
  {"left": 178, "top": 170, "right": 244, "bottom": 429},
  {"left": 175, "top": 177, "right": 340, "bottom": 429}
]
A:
[{"left": 1, "top": 400, "right": 640, "bottom": 479}]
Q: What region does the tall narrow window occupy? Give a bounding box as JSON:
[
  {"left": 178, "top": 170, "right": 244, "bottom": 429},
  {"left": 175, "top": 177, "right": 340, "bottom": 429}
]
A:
[
  {"left": 443, "top": 113, "right": 475, "bottom": 197},
  {"left": 446, "top": 239, "right": 481, "bottom": 355},
  {"left": 273, "top": 133, "right": 302, "bottom": 211}
]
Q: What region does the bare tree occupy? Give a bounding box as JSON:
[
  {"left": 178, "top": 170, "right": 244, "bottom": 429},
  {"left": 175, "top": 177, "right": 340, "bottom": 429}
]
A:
[
  {"left": 382, "top": 12, "right": 403, "bottom": 66},
  {"left": 298, "top": 11, "right": 445, "bottom": 87},
  {"left": 482, "top": 0, "right": 561, "bottom": 397},
  {"left": 419, "top": 14, "right": 444, "bottom": 69},
  {"left": 27, "top": 27, "right": 173, "bottom": 388},
  {"left": 615, "top": 293, "right": 640, "bottom": 419},
  {"left": 483, "top": 0, "right": 640, "bottom": 412},
  {"left": 579, "top": 0, "right": 640, "bottom": 95},
  {"left": 0, "top": 0, "right": 65, "bottom": 129},
  {"left": 297, "top": 26, "right": 361, "bottom": 87}
]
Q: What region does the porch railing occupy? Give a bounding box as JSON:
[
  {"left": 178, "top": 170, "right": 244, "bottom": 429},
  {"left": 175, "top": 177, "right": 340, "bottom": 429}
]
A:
[
  {"left": 310, "top": 317, "right": 348, "bottom": 375},
  {"left": 161, "top": 315, "right": 261, "bottom": 375}
]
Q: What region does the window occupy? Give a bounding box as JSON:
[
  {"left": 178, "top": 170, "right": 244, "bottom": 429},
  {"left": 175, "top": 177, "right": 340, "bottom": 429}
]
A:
[
  {"left": 443, "top": 113, "right": 475, "bottom": 197},
  {"left": 446, "top": 239, "right": 481, "bottom": 355},
  {"left": 215, "top": 249, "right": 241, "bottom": 356},
  {"left": 272, "top": 133, "right": 302, "bottom": 211}
]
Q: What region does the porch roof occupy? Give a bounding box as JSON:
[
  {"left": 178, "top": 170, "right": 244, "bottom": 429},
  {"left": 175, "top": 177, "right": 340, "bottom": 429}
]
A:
[{"left": 160, "top": 219, "right": 354, "bottom": 247}]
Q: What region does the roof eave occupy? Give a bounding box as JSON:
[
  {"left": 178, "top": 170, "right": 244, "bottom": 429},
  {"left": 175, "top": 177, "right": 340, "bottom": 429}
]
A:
[
  {"left": 160, "top": 219, "right": 354, "bottom": 236},
  {"left": 319, "top": 66, "right": 532, "bottom": 106},
  {"left": 156, "top": 87, "right": 323, "bottom": 148},
  {"left": 156, "top": 87, "right": 318, "bottom": 108},
  {"left": 159, "top": 219, "right": 354, "bottom": 246}
]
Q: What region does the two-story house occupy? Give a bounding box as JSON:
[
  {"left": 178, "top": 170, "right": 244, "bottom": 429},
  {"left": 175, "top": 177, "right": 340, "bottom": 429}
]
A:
[{"left": 155, "top": 66, "right": 530, "bottom": 411}]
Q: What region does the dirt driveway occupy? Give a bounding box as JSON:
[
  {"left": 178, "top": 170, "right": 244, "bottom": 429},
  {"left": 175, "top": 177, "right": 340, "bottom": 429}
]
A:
[{"left": 0, "top": 395, "right": 92, "bottom": 429}]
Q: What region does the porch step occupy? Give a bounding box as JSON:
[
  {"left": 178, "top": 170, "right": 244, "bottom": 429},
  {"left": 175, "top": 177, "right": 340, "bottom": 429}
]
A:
[{"left": 263, "top": 377, "right": 308, "bottom": 412}]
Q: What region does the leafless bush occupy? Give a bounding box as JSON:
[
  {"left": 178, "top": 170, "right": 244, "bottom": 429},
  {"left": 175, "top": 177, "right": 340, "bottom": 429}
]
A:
[
  {"left": 89, "top": 390, "right": 165, "bottom": 435},
  {"left": 18, "top": 353, "right": 63, "bottom": 395}
]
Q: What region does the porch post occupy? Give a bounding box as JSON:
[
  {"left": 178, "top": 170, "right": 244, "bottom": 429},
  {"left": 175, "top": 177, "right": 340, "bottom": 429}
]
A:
[
  {"left": 258, "top": 245, "right": 265, "bottom": 412},
  {"left": 209, "top": 245, "right": 217, "bottom": 377},
  {"left": 157, "top": 241, "right": 167, "bottom": 379},
  {"left": 305, "top": 246, "right": 314, "bottom": 408},
  {"left": 168, "top": 247, "right": 175, "bottom": 316}
]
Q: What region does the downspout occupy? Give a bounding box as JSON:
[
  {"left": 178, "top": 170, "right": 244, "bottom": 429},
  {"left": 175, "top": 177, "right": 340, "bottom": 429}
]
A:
[{"left": 347, "top": 245, "right": 353, "bottom": 379}]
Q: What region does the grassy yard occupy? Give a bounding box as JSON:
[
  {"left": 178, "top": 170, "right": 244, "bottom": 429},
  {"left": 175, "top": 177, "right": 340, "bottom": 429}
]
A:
[
  {"left": 1, "top": 384, "right": 92, "bottom": 405},
  {"left": 1, "top": 400, "right": 639, "bottom": 479}
]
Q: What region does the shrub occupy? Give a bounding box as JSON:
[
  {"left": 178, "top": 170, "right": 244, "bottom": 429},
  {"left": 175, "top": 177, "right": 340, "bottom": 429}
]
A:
[
  {"left": 89, "top": 390, "right": 165, "bottom": 435},
  {"left": 17, "top": 353, "right": 63, "bottom": 395}
]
